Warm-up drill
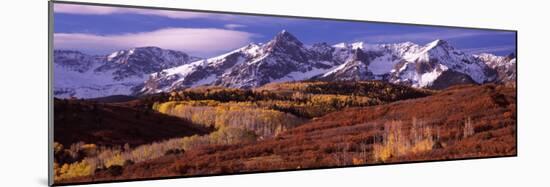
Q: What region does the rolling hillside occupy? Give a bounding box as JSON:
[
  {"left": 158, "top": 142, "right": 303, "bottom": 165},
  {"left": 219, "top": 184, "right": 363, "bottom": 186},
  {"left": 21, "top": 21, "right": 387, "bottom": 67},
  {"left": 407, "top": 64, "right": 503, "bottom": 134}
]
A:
[{"left": 58, "top": 84, "right": 516, "bottom": 183}]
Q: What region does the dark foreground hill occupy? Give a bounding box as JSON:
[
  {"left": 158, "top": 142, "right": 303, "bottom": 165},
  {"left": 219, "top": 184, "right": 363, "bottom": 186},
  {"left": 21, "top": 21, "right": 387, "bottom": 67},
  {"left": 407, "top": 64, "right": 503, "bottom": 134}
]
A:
[
  {"left": 53, "top": 99, "right": 211, "bottom": 148},
  {"left": 60, "top": 84, "right": 516, "bottom": 183}
]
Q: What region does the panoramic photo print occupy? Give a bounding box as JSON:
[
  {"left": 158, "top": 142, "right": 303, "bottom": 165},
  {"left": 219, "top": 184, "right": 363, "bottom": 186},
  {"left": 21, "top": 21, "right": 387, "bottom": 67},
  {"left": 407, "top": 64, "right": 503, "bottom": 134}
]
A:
[{"left": 51, "top": 2, "right": 517, "bottom": 185}]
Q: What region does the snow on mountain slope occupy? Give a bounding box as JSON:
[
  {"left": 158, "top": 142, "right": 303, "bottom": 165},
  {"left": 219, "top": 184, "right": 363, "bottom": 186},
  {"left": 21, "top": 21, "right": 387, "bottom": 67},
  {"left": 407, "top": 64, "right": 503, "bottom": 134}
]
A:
[
  {"left": 320, "top": 47, "right": 380, "bottom": 81},
  {"left": 55, "top": 30, "right": 516, "bottom": 97},
  {"left": 319, "top": 38, "right": 508, "bottom": 88},
  {"left": 54, "top": 62, "right": 147, "bottom": 98},
  {"left": 476, "top": 53, "right": 516, "bottom": 83},
  {"left": 142, "top": 31, "right": 514, "bottom": 92},
  {"left": 53, "top": 50, "right": 100, "bottom": 73},
  {"left": 96, "top": 47, "right": 200, "bottom": 81},
  {"left": 385, "top": 39, "right": 496, "bottom": 88},
  {"left": 53, "top": 47, "right": 199, "bottom": 98},
  {"left": 326, "top": 41, "right": 421, "bottom": 80},
  {"left": 368, "top": 54, "right": 399, "bottom": 75},
  {"left": 216, "top": 30, "right": 337, "bottom": 88},
  {"left": 141, "top": 44, "right": 258, "bottom": 93},
  {"left": 142, "top": 30, "right": 343, "bottom": 92}
]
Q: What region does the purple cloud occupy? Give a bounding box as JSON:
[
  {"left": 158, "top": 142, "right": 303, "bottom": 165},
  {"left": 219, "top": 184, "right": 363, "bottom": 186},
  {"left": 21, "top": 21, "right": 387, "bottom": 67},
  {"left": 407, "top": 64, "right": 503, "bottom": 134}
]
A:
[
  {"left": 54, "top": 3, "right": 230, "bottom": 20},
  {"left": 356, "top": 30, "right": 513, "bottom": 44},
  {"left": 224, "top": 24, "right": 247, "bottom": 30},
  {"left": 54, "top": 28, "right": 257, "bottom": 57}
]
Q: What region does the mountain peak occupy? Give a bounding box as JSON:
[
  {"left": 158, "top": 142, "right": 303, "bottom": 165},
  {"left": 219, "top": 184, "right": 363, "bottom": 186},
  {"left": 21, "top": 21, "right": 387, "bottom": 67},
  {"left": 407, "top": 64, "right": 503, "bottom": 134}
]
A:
[
  {"left": 423, "top": 39, "right": 454, "bottom": 52},
  {"left": 428, "top": 39, "right": 444, "bottom": 46},
  {"left": 107, "top": 46, "right": 193, "bottom": 62},
  {"left": 273, "top": 30, "right": 302, "bottom": 45}
]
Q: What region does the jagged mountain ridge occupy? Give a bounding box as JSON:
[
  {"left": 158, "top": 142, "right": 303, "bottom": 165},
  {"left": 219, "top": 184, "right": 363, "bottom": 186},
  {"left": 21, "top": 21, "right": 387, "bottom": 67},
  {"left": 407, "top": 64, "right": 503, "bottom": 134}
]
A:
[
  {"left": 475, "top": 53, "right": 517, "bottom": 83},
  {"left": 142, "top": 30, "right": 515, "bottom": 94},
  {"left": 142, "top": 30, "right": 343, "bottom": 93},
  {"left": 54, "top": 30, "right": 516, "bottom": 98},
  {"left": 53, "top": 47, "right": 201, "bottom": 98}
]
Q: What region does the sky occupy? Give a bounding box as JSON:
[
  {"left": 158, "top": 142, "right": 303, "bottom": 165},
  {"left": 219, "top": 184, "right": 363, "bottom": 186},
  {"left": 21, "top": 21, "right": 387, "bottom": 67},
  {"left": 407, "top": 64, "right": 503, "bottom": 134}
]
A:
[{"left": 53, "top": 3, "right": 516, "bottom": 57}]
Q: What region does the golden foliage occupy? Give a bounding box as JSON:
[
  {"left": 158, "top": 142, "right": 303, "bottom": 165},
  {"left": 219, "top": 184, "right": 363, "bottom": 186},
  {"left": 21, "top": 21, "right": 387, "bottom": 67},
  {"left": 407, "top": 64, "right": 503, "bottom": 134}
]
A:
[
  {"left": 54, "top": 142, "right": 64, "bottom": 154},
  {"left": 180, "top": 135, "right": 210, "bottom": 151},
  {"left": 373, "top": 119, "right": 436, "bottom": 162},
  {"left": 105, "top": 153, "right": 125, "bottom": 168},
  {"left": 55, "top": 126, "right": 258, "bottom": 181},
  {"left": 55, "top": 159, "right": 95, "bottom": 181},
  {"left": 155, "top": 101, "right": 305, "bottom": 138}
]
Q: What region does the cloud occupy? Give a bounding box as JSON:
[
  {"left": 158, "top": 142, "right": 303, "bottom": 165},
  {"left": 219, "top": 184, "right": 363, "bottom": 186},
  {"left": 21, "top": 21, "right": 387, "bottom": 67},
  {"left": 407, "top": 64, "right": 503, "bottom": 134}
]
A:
[
  {"left": 53, "top": 3, "right": 307, "bottom": 24},
  {"left": 460, "top": 45, "right": 516, "bottom": 55},
  {"left": 357, "top": 30, "right": 514, "bottom": 44},
  {"left": 54, "top": 28, "right": 256, "bottom": 57},
  {"left": 224, "top": 24, "right": 247, "bottom": 30},
  {"left": 54, "top": 3, "right": 227, "bottom": 20}
]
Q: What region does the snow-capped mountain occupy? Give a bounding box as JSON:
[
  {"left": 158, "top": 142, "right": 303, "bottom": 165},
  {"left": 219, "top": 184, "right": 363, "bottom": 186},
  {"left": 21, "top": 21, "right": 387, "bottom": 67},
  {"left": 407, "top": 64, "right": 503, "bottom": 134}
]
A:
[
  {"left": 141, "top": 30, "right": 516, "bottom": 93},
  {"left": 323, "top": 40, "right": 502, "bottom": 88},
  {"left": 54, "top": 30, "right": 516, "bottom": 98},
  {"left": 319, "top": 48, "right": 379, "bottom": 81},
  {"left": 141, "top": 30, "right": 343, "bottom": 93},
  {"left": 53, "top": 50, "right": 101, "bottom": 73},
  {"left": 475, "top": 53, "right": 516, "bottom": 83},
  {"left": 53, "top": 47, "right": 200, "bottom": 98},
  {"left": 98, "top": 47, "right": 199, "bottom": 81}
]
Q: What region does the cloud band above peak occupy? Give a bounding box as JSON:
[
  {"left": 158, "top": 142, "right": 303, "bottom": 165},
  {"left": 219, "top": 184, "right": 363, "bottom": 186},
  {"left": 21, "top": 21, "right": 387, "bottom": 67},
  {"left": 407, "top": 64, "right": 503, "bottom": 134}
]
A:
[{"left": 54, "top": 28, "right": 256, "bottom": 57}]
